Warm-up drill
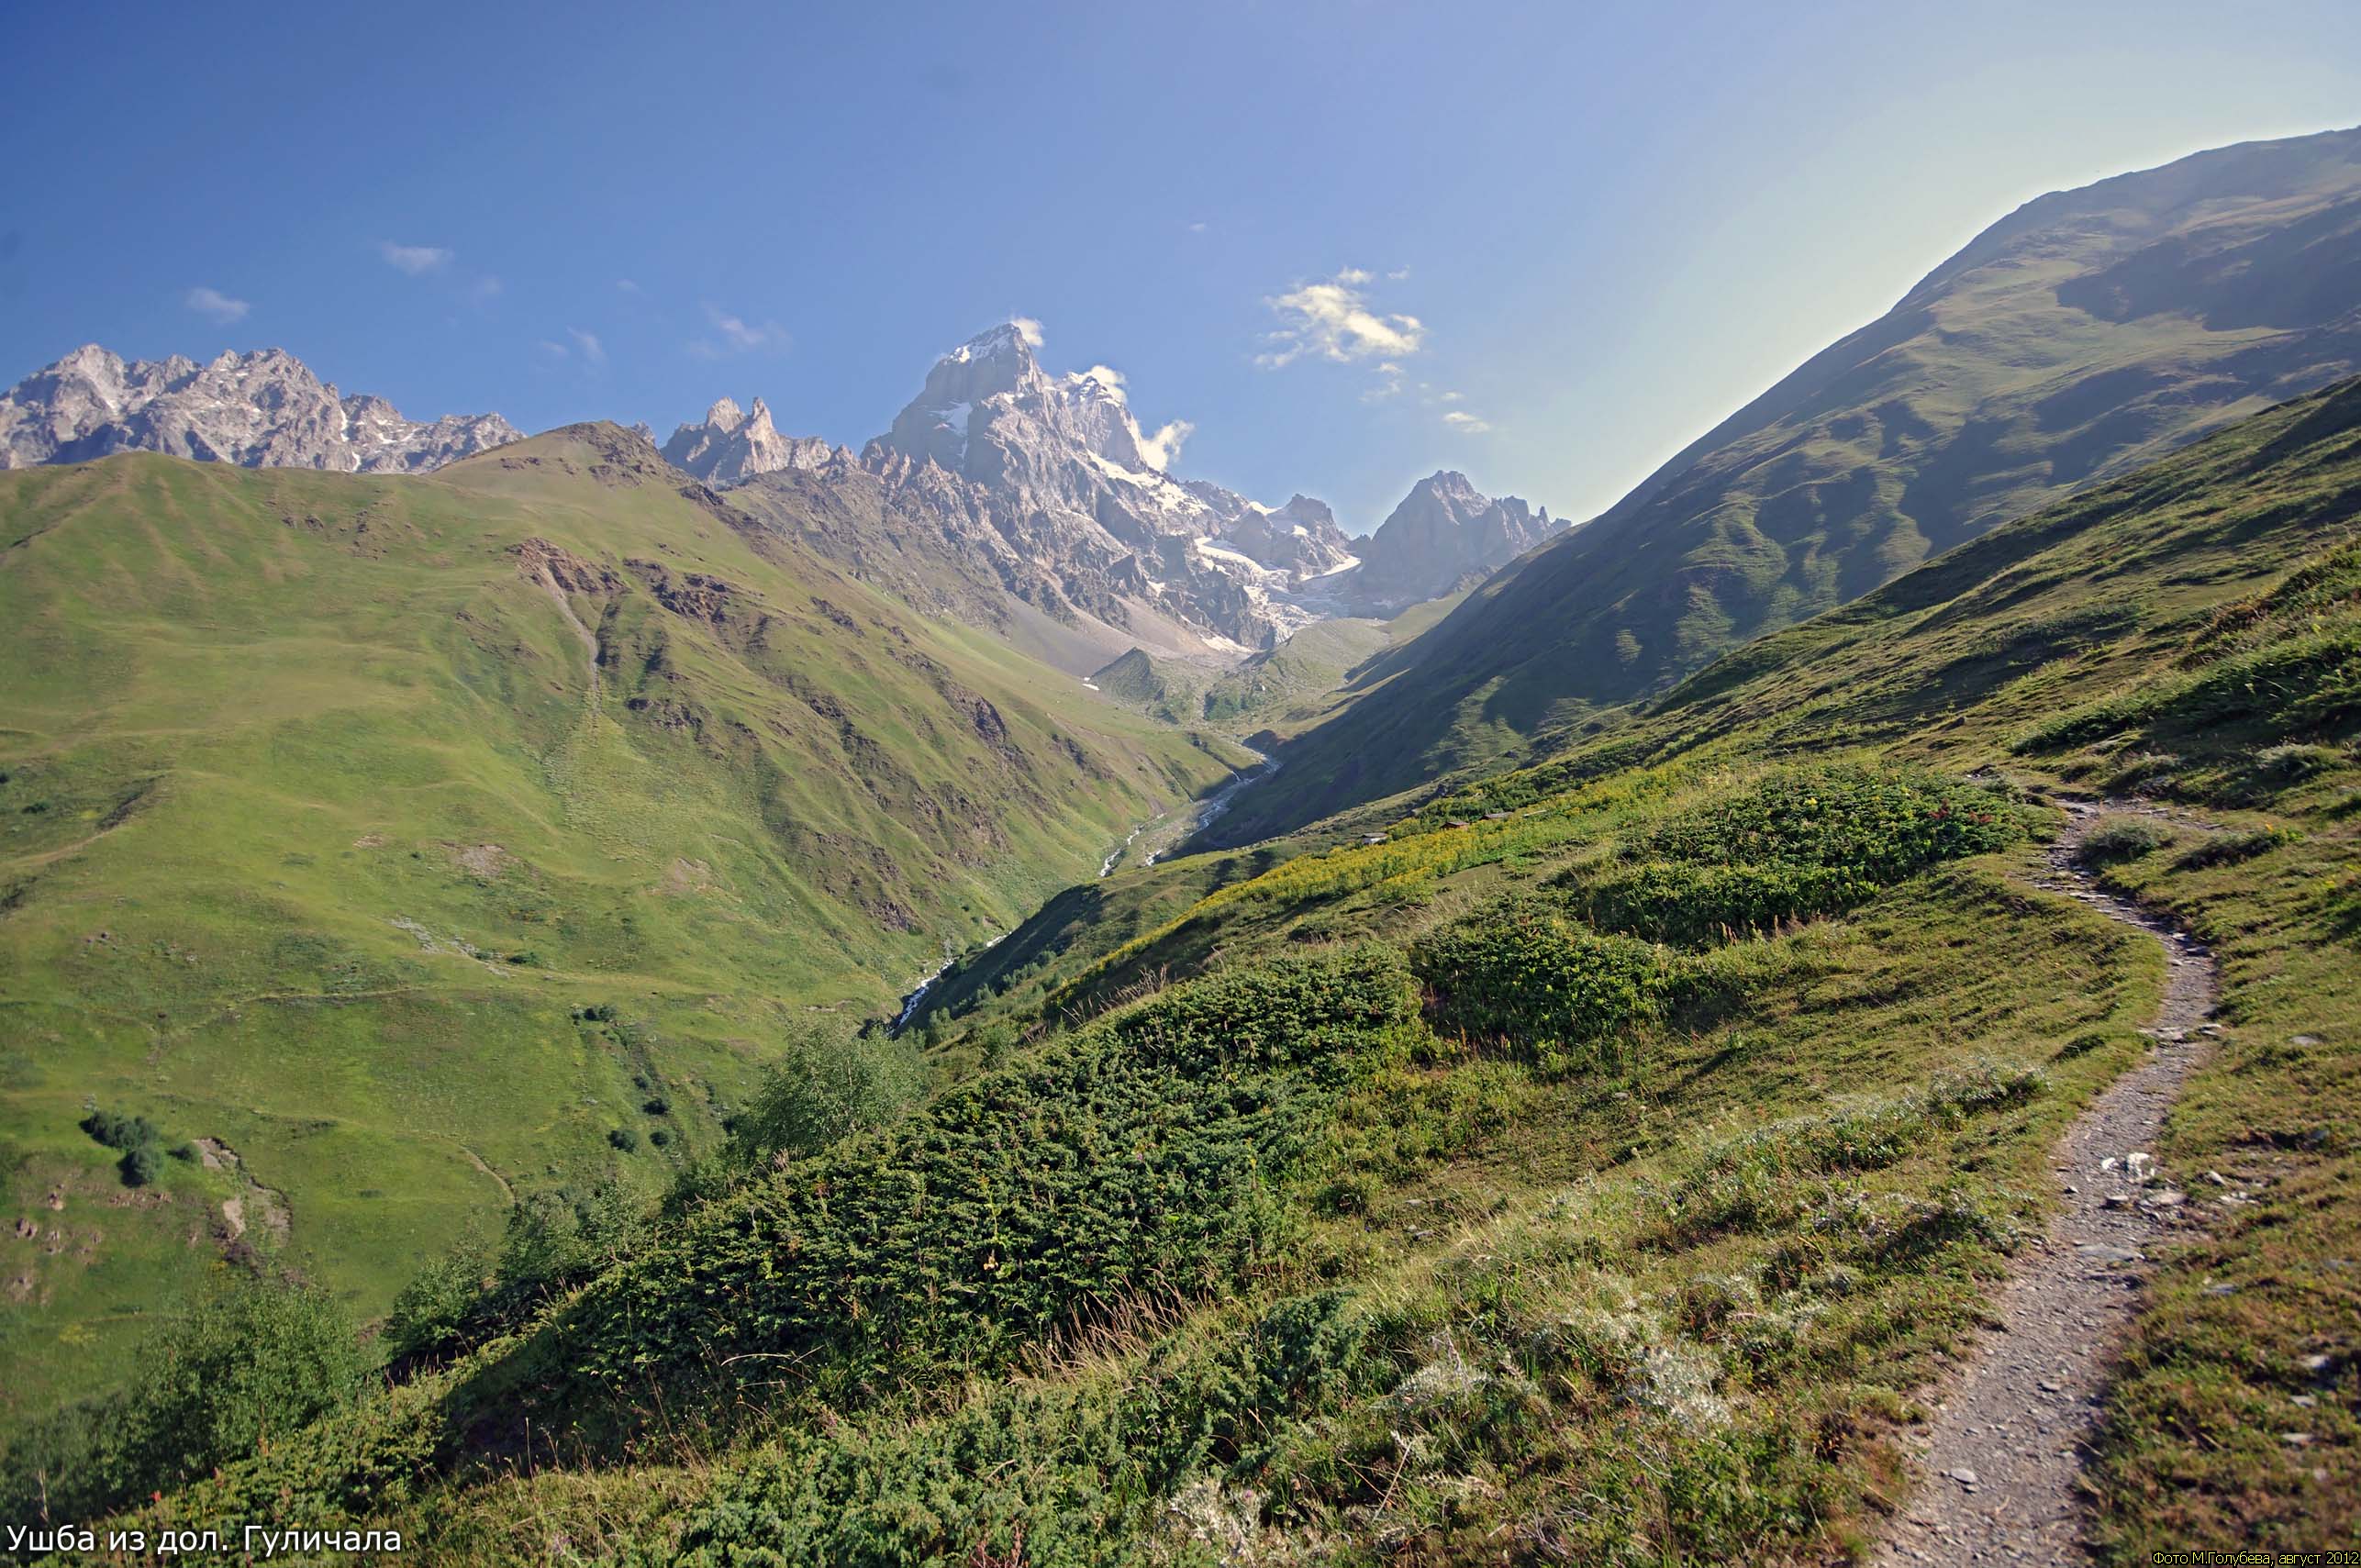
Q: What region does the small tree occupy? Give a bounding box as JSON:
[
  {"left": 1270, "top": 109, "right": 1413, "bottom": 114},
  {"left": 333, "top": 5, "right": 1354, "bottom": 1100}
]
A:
[{"left": 732, "top": 1017, "right": 925, "bottom": 1167}]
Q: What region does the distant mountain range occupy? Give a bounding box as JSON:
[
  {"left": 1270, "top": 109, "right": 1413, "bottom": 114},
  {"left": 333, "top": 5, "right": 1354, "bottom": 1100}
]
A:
[
  {"left": 0, "top": 329, "right": 1553, "bottom": 669},
  {"left": 0, "top": 345, "right": 518, "bottom": 473},
  {"left": 670, "top": 323, "right": 1554, "bottom": 662},
  {"left": 1208, "top": 122, "right": 2361, "bottom": 843}
]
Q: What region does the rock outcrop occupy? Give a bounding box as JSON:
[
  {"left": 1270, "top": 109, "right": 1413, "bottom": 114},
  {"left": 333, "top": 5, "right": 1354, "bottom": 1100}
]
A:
[{"left": 660, "top": 395, "right": 841, "bottom": 485}]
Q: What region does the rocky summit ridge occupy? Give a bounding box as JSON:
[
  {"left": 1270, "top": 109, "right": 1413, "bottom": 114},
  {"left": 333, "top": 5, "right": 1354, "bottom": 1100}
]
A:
[
  {"left": 669, "top": 323, "right": 1553, "bottom": 657},
  {"left": 0, "top": 344, "right": 518, "bottom": 473}
]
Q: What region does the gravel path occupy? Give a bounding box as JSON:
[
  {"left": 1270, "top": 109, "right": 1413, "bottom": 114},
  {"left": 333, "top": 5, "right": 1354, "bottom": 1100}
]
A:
[{"left": 1871, "top": 797, "right": 2222, "bottom": 1565}]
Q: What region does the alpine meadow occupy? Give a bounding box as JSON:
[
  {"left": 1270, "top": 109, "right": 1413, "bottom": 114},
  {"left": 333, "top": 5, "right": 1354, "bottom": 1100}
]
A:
[{"left": 1, "top": 8, "right": 2357, "bottom": 1565}]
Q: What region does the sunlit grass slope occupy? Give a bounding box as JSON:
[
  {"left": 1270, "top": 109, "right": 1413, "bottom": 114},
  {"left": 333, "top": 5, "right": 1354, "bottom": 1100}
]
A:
[
  {"left": 93, "top": 381, "right": 2361, "bottom": 1562},
  {"left": 0, "top": 425, "right": 1242, "bottom": 1423}
]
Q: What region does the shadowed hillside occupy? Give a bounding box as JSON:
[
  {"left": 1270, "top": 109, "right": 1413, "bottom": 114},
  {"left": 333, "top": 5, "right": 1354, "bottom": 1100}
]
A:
[{"left": 1215, "top": 124, "right": 2361, "bottom": 843}]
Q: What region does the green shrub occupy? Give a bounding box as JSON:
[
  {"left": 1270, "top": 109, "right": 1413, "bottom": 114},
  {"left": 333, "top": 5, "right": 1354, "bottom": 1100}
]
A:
[
  {"left": 1642, "top": 763, "right": 2015, "bottom": 879},
  {"left": 1573, "top": 859, "right": 1869, "bottom": 946},
  {"left": 648, "top": 1128, "right": 672, "bottom": 1147},
  {"left": 2078, "top": 816, "right": 2175, "bottom": 862},
  {"left": 666, "top": 1290, "right": 1391, "bottom": 1567},
  {"left": 80, "top": 1106, "right": 157, "bottom": 1152},
  {"left": 386, "top": 1185, "right": 653, "bottom": 1367},
  {"left": 641, "top": 1095, "right": 671, "bottom": 1116},
  {"left": 1411, "top": 900, "right": 1673, "bottom": 1064},
  {"left": 607, "top": 1128, "right": 639, "bottom": 1151},
  {"left": 456, "top": 951, "right": 1414, "bottom": 1440},
  {"left": 120, "top": 1144, "right": 163, "bottom": 1186},
  {"left": 729, "top": 1018, "right": 923, "bottom": 1168},
  {"left": 0, "top": 1273, "right": 364, "bottom": 1529}
]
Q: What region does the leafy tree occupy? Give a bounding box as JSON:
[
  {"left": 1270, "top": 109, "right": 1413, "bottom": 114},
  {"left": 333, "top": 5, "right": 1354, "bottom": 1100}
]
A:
[
  {"left": 0, "top": 1271, "right": 364, "bottom": 1528},
  {"left": 730, "top": 1017, "right": 926, "bottom": 1167}
]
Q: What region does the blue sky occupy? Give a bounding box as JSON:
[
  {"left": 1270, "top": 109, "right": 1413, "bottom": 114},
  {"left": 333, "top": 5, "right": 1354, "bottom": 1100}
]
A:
[{"left": 4, "top": 0, "right": 2356, "bottom": 532}]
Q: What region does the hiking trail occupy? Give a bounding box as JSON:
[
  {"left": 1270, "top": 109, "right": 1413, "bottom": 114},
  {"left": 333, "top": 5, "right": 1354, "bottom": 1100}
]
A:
[{"left": 1872, "top": 796, "right": 2222, "bottom": 1565}]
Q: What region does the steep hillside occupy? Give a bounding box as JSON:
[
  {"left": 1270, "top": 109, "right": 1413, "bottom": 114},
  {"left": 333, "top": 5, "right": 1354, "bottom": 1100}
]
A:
[
  {"left": 0, "top": 426, "right": 1242, "bottom": 1423},
  {"left": 1217, "top": 124, "right": 2361, "bottom": 842},
  {"left": 72, "top": 381, "right": 2359, "bottom": 1562}
]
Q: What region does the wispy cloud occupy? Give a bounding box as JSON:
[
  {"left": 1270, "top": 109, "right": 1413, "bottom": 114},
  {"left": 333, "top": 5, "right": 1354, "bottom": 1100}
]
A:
[
  {"left": 1011, "top": 316, "right": 1044, "bottom": 349},
  {"left": 690, "top": 303, "right": 789, "bottom": 358},
  {"left": 1077, "top": 364, "right": 1127, "bottom": 402},
  {"left": 569, "top": 328, "right": 607, "bottom": 367},
  {"left": 379, "top": 241, "right": 453, "bottom": 276},
  {"left": 1256, "top": 268, "right": 1425, "bottom": 371},
  {"left": 1070, "top": 362, "right": 1190, "bottom": 471},
  {"left": 1442, "top": 409, "right": 1492, "bottom": 434},
  {"left": 616, "top": 278, "right": 642, "bottom": 295},
  {"left": 184, "top": 285, "right": 250, "bottom": 324},
  {"left": 1137, "top": 418, "right": 1192, "bottom": 472}
]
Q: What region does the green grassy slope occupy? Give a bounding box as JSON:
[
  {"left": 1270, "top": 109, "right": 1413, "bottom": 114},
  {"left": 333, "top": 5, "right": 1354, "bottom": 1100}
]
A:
[
  {"left": 1215, "top": 124, "right": 2361, "bottom": 844},
  {"left": 92, "top": 382, "right": 2360, "bottom": 1561},
  {"left": 0, "top": 426, "right": 1242, "bottom": 1424}
]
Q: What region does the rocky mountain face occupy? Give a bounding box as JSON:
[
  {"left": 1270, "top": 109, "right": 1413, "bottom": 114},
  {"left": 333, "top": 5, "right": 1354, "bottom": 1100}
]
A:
[
  {"left": 691, "top": 324, "right": 1367, "bottom": 663},
  {"left": 1208, "top": 123, "right": 2361, "bottom": 845},
  {"left": 1346, "top": 471, "right": 1562, "bottom": 611},
  {"left": 661, "top": 395, "right": 841, "bottom": 485},
  {"left": 0, "top": 344, "right": 518, "bottom": 473}
]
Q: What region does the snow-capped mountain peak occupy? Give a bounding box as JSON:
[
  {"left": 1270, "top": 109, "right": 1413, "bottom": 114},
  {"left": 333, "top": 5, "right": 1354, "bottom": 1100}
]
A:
[{"left": 0, "top": 343, "right": 518, "bottom": 473}]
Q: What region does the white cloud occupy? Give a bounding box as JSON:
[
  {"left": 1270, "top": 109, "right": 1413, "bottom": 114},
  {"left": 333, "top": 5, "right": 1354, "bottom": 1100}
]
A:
[
  {"left": 184, "top": 286, "right": 250, "bottom": 323},
  {"left": 616, "top": 278, "right": 641, "bottom": 294},
  {"left": 537, "top": 339, "right": 569, "bottom": 359},
  {"left": 569, "top": 328, "right": 607, "bottom": 366},
  {"left": 468, "top": 275, "right": 503, "bottom": 305},
  {"left": 1187, "top": 220, "right": 1208, "bottom": 233},
  {"left": 1077, "top": 364, "right": 1128, "bottom": 403},
  {"left": 1387, "top": 267, "right": 1411, "bottom": 281},
  {"left": 1136, "top": 419, "right": 1193, "bottom": 473},
  {"left": 380, "top": 241, "right": 452, "bottom": 276},
  {"left": 1363, "top": 361, "right": 1406, "bottom": 402},
  {"left": 1440, "top": 389, "right": 1464, "bottom": 403},
  {"left": 696, "top": 304, "right": 787, "bottom": 356},
  {"left": 1257, "top": 269, "right": 1426, "bottom": 370},
  {"left": 1011, "top": 316, "right": 1045, "bottom": 348},
  {"left": 1442, "top": 410, "right": 1492, "bottom": 434}
]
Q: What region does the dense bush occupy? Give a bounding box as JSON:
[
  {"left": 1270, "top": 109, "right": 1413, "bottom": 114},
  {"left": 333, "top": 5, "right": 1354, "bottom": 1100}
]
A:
[
  {"left": 0, "top": 1273, "right": 364, "bottom": 1529},
  {"left": 80, "top": 1105, "right": 169, "bottom": 1187},
  {"left": 669, "top": 1290, "right": 1395, "bottom": 1567},
  {"left": 385, "top": 1185, "right": 651, "bottom": 1365},
  {"left": 1642, "top": 763, "right": 2015, "bottom": 880},
  {"left": 1411, "top": 901, "right": 1674, "bottom": 1066},
  {"left": 1572, "top": 859, "right": 1868, "bottom": 946},
  {"left": 451, "top": 950, "right": 1417, "bottom": 1441}
]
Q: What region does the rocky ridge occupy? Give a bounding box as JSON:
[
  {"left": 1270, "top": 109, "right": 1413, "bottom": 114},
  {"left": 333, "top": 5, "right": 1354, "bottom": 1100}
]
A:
[
  {"left": 671, "top": 324, "right": 1542, "bottom": 659},
  {"left": 0, "top": 344, "right": 518, "bottom": 473}
]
